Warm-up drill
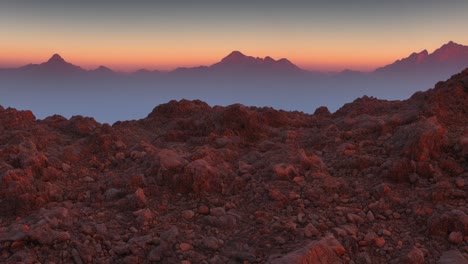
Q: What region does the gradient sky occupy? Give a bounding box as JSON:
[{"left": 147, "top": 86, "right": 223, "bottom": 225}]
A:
[{"left": 1, "top": 0, "right": 468, "bottom": 72}]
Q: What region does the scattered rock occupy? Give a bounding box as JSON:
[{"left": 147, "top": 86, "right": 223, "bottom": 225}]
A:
[
  {"left": 401, "top": 246, "right": 425, "bottom": 264},
  {"left": 133, "top": 188, "right": 147, "bottom": 208},
  {"left": 179, "top": 243, "right": 192, "bottom": 251},
  {"left": 347, "top": 213, "right": 365, "bottom": 225},
  {"left": 455, "top": 178, "right": 465, "bottom": 188},
  {"left": 437, "top": 250, "right": 468, "bottom": 264},
  {"left": 448, "top": 231, "right": 463, "bottom": 244},
  {"left": 1, "top": 70, "right": 468, "bottom": 263},
  {"left": 160, "top": 226, "right": 179, "bottom": 244},
  {"left": 268, "top": 235, "right": 345, "bottom": 264},
  {"left": 202, "top": 236, "right": 220, "bottom": 250},
  {"left": 181, "top": 210, "right": 195, "bottom": 220}
]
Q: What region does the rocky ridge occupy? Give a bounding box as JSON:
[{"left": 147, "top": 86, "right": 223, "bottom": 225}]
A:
[{"left": 0, "top": 69, "right": 467, "bottom": 263}]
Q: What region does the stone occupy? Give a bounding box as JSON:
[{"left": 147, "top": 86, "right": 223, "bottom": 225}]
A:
[
  {"left": 61, "top": 163, "right": 71, "bottom": 172},
  {"left": 202, "top": 236, "right": 220, "bottom": 250},
  {"left": 366, "top": 211, "right": 375, "bottom": 222},
  {"left": 198, "top": 205, "right": 210, "bottom": 215},
  {"left": 133, "top": 188, "right": 147, "bottom": 208},
  {"left": 437, "top": 250, "right": 468, "bottom": 264},
  {"left": 401, "top": 246, "right": 425, "bottom": 264},
  {"left": 182, "top": 210, "right": 195, "bottom": 220},
  {"left": 455, "top": 178, "right": 465, "bottom": 188},
  {"left": 347, "top": 213, "right": 365, "bottom": 225},
  {"left": 268, "top": 235, "right": 345, "bottom": 264},
  {"left": 374, "top": 237, "right": 385, "bottom": 248},
  {"left": 210, "top": 207, "right": 226, "bottom": 216},
  {"left": 179, "top": 243, "right": 192, "bottom": 251},
  {"left": 448, "top": 231, "right": 463, "bottom": 244},
  {"left": 160, "top": 226, "right": 179, "bottom": 244}
]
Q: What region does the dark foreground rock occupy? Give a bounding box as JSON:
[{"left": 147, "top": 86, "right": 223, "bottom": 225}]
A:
[{"left": 1, "top": 69, "right": 468, "bottom": 263}]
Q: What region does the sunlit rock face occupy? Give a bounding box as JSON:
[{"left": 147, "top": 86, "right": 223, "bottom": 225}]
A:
[{"left": 0, "top": 69, "right": 467, "bottom": 263}]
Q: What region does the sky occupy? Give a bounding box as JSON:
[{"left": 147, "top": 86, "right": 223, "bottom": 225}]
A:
[{"left": 1, "top": 0, "right": 468, "bottom": 72}]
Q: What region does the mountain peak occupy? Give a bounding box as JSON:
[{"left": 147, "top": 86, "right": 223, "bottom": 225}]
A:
[
  {"left": 91, "top": 65, "right": 114, "bottom": 74},
  {"left": 375, "top": 41, "right": 468, "bottom": 73},
  {"left": 222, "top": 51, "right": 248, "bottom": 62},
  {"left": 432, "top": 41, "right": 467, "bottom": 61},
  {"left": 25, "top": 53, "right": 85, "bottom": 73},
  {"left": 406, "top": 50, "right": 429, "bottom": 64},
  {"left": 210, "top": 51, "right": 301, "bottom": 73},
  {"left": 47, "top": 54, "right": 66, "bottom": 64},
  {"left": 438, "top": 41, "right": 463, "bottom": 50},
  {"left": 446, "top": 40, "right": 457, "bottom": 46}
]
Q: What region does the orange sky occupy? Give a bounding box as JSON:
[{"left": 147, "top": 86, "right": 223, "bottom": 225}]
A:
[{"left": 1, "top": 1, "right": 468, "bottom": 72}]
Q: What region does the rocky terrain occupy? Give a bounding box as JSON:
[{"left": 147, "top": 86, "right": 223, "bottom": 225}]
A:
[{"left": 0, "top": 69, "right": 467, "bottom": 264}]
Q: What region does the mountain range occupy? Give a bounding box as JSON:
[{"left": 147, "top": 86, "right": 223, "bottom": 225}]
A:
[
  {"left": 375, "top": 41, "right": 468, "bottom": 76},
  {"left": 2, "top": 41, "right": 467, "bottom": 76},
  {"left": 0, "top": 41, "right": 467, "bottom": 123}
]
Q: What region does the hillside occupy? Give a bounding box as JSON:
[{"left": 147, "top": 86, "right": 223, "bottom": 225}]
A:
[{"left": 0, "top": 69, "right": 467, "bottom": 263}]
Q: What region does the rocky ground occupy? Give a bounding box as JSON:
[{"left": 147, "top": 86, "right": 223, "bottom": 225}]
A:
[{"left": 0, "top": 69, "right": 467, "bottom": 264}]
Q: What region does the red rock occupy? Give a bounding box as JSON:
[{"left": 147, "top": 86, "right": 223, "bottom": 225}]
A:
[
  {"left": 179, "top": 243, "right": 192, "bottom": 251},
  {"left": 437, "top": 250, "right": 468, "bottom": 264},
  {"left": 0, "top": 69, "right": 467, "bottom": 263},
  {"left": 10, "top": 241, "right": 25, "bottom": 250},
  {"left": 366, "top": 211, "right": 375, "bottom": 222},
  {"left": 448, "top": 231, "right": 463, "bottom": 244},
  {"left": 202, "top": 236, "right": 220, "bottom": 250},
  {"left": 61, "top": 163, "right": 71, "bottom": 172},
  {"left": 198, "top": 205, "right": 210, "bottom": 215},
  {"left": 269, "top": 188, "right": 286, "bottom": 201},
  {"left": 401, "top": 246, "right": 425, "bottom": 264},
  {"left": 160, "top": 226, "right": 179, "bottom": 245},
  {"left": 268, "top": 235, "right": 345, "bottom": 264},
  {"left": 209, "top": 207, "right": 226, "bottom": 216},
  {"left": 427, "top": 210, "right": 468, "bottom": 236},
  {"left": 455, "top": 177, "right": 465, "bottom": 188},
  {"left": 272, "top": 163, "right": 298, "bottom": 181},
  {"left": 390, "top": 116, "right": 446, "bottom": 162},
  {"left": 181, "top": 210, "right": 195, "bottom": 220},
  {"left": 302, "top": 224, "right": 320, "bottom": 238},
  {"left": 133, "top": 188, "right": 147, "bottom": 208},
  {"left": 347, "top": 213, "right": 365, "bottom": 225},
  {"left": 374, "top": 237, "right": 386, "bottom": 247},
  {"left": 364, "top": 231, "right": 377, "bottom": 242},
  {"left": 185, "top": 159, "right": 220, "bottom": 194}
]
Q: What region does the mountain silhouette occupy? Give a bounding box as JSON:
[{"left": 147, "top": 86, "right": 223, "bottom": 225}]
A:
[
  {"left": 18, "top": 54, "right": 85, "bottom": 74},
  {"left": 428, "top": 41, "right": 468, "bottom": 62},
  {"left": 90, "top": 66, "right": 116, "bottom": 76},
  {"left": 375, "top": 41, "right": 468, "bottom": 75},
  {"left": 209, "top": 51, "right": 302, "bottom": 73},
  {"left": 1, "top": 41, "right": 468, "bottom": 123},
  {"left": 2, "top": 42, "right": 467, "bottom": 77}
]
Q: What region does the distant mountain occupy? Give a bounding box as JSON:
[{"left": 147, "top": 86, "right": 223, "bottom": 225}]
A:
[
  {"left": 1, "top": 41, "right": 468, "bottom": 124},
  {"left": 129, "top": 69, "right": 165, "bottom": 79},
  {"left": 91, "top": 66, "right": 114, "bottom": 74},
  {"left": 209, "top": 51, "right": 302, "bottom": 74},
  {"left": 18, "top": 54, "right": 85, "bottom": 75},
  {"left": 375, "top": 41, "right": 468, "bottom": 75},
  {"left": 2, "top": 42, "right": 467, "bottom": 78}
]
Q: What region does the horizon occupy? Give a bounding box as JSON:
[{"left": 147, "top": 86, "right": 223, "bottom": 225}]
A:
[
  {"left": 1, "top": 40, "right": 466, "bottom": 73},
  {"left": 1, "top": 1, "right": 468, "bottom": 72}
]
